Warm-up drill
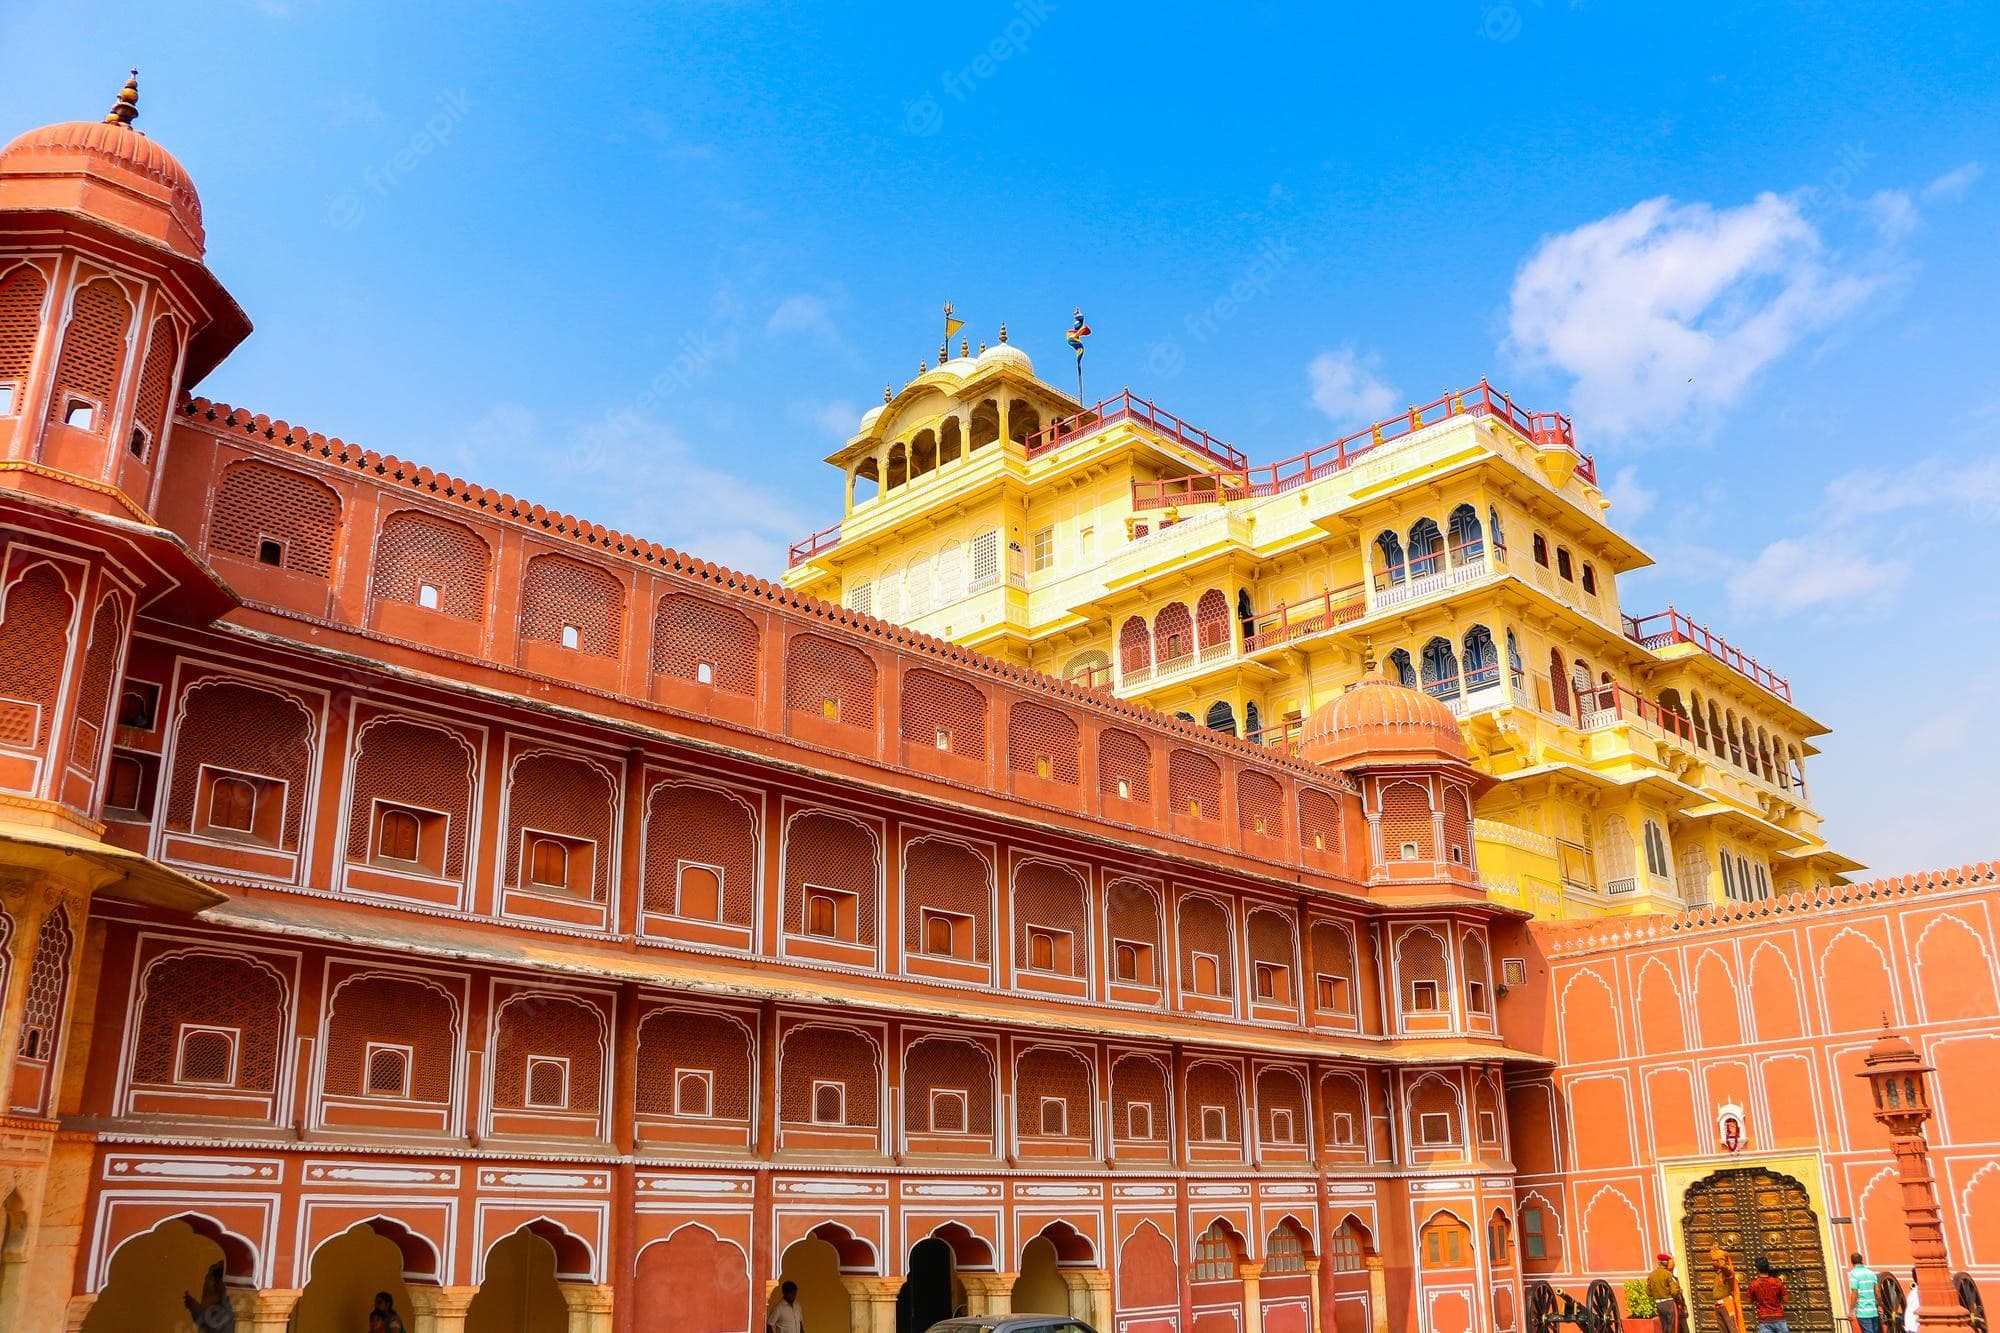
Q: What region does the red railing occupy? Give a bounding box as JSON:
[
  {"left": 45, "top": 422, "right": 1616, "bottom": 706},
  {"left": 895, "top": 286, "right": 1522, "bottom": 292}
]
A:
[
  {"left": 1582, "top": 680, "right": 1803, "bottom": 793},
  {"left": 788, "top": 520, "right": 843, "bottom": 568},
  {"left": 1022, "top": 390, "right": 1248, "bottom": 470},
  {"left": 1132, "top": 379, "right": 1592, "bottom": 511},
  {"left": 1622, "top": 607, "right": 1791, "bottom": 702},
  {"left": 1243, "top": 584, "right": 1367, "bottom": 652}
]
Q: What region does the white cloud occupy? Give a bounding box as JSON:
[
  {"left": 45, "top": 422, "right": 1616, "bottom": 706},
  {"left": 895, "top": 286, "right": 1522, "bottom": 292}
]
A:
[
  {"left": 1922, "top": 161, "right": 1984, "bottom": 203},
  {"left": 766, "top": 294, "right": 840, "bottom": 344},
  {"left": 1865, "top": 188, "right": 1921, "bottom": 244},
  {"left": 460, "top": 404, "right": 806, "bottom": 577},
  {"left": 1603, "top": 465, "right": 1656, "bottom": 522},
  {"left": 799, "top": 399, "right": 860, "bottom": 438},
  {"left": 1823, "top": 454, "right": 2000, "bottom": 522},
  {"left": 1306, "top": 345, "right": 1398, "bottom": 426},
  {"left": 1505, "top": 192, "right": 1878, "bottom": 436},
  {"left": 1725, "top": 537, "right": 1905, "bottom": 616}
]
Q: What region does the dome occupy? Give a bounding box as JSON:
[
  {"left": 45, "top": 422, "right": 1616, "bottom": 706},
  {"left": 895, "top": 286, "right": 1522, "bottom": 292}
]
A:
[
  {"left": 0, "top": 82, "right": 206, "bottom": 259},
  {"left": 1299, "top": 678, "right": 1469, "bottom": 769},
  {"left": 933, "top": 356, "right": 979, "bottom": 378},
  {"left": 977, "top": 342, "right": 1033, "bottom": 373},
  {"left": 857, "top": 404, "right": 886, "bottom": 431}
]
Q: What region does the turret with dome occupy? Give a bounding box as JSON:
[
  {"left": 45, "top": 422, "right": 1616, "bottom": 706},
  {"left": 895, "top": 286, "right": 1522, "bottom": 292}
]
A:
[{"left": 0, "top": 73, "right": 249, "bottom": 520}]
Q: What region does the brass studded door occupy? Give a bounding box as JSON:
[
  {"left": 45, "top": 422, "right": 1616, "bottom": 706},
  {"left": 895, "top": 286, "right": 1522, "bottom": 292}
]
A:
[{"left": 1682, "top": 1168, "right": 1834, "bottom": 1333}]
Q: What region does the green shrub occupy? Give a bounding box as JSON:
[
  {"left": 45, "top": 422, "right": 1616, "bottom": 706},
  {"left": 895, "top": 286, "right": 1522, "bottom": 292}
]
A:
[{"left": 1625, "top": 1278, "right": 1657, "bottom": 1318}]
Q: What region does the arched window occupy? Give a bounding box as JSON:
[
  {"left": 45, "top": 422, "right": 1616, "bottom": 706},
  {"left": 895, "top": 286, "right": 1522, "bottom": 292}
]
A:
[
  {"left": 529, "top": 837, "right": 569, "bottom": 889},
  {"left": 1488, "top": 505, "right": 1505, "bottom": 553},
  {"left": 1192, "top": 1223, "right": 1242, "bottom": 1282},
  {"left": 1462, "top": 626, "right": 1498, "bottom": 691},
  {"left": 376, "top": 808, "right": 421, "bottom": 863},
  {"left": 1520, "top": 1204, "right": 1550, "bottom": 1260},
  {"left": 1265, "top": 1223, "right": 1310, "bottom": 1274},
  {"left": 1204, "top": 700, "right": 1237, "bottom": 736},
  {"left": 1548, "top": 649, "right": 1570, "bottom": 715},
  {"left": 1420, "top": 637, "right": 1459, "bottom": 700},
  {"left": 1387, "top": 648, "right": 1417, "bottom": 689},
  {"left": 1407, "top": 519, "right": 1444, "bottom": 578},
  {"left": 1532, "top": 533, "right": 1549, "bottom": 567},
  {"left": 48, "top": 277, "right": 132, "bottom": 435},
  {"left": 1154, "top": 603, "right": 1194, "bottom": 666},
  {"left": 1244, "top": 700, "right": 1263, "bottom": 741},
  {"left": 1506, "top": 628, "right": 1524, "bottom": 689},
  {"left": 1581, "top": 563, "right": 1598, "bottom": 595},
  {"left": 1119, "top": 616, "right": 1151, "bottom": 675},
  {"left": 1642, "top": 820, "right": 1671, "bottom": 879},
  {"left": 1376, "top": 530, "right": 1406, "bottom": 586},
  {"left": 1328, "top": 1221, "right": 1367, "bottom": 1272},
  {"left": 207, "top": 776, "right": 257, "bottom": 833},
  {"left": 1421, "top": 1215, "right": 1471, "bottom": 1268},
  {"left": 1447, "top": 504, "right": 1483, "bottom": 560},
  {"left": 1556, "top": 547, "right": 1574, "bottom": 581}
]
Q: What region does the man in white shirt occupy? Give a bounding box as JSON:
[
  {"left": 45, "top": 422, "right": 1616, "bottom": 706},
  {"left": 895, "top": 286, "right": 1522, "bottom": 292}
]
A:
[{"left": 768, "top": 1280, "right": 806, "bottom": 1333}]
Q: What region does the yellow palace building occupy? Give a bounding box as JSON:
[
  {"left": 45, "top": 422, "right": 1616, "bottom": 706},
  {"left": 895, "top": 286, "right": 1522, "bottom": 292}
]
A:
[{"left": 781, "top": 331, "right": 1859, "bottom": 919}]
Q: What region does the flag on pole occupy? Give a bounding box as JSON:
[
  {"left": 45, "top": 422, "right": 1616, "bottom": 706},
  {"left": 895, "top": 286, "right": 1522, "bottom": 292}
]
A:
[
  {"left": 944, "top": 302, "right": 964, "bottom": 342},
  {"left": 1065, "top": 308, "right": 1091, "bottom": 362}
]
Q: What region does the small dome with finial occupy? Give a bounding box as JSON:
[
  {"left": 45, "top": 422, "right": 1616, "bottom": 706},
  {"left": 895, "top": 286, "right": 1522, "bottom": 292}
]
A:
[{"left": 0, "top": 70, "right": 206, "bottom": 258}]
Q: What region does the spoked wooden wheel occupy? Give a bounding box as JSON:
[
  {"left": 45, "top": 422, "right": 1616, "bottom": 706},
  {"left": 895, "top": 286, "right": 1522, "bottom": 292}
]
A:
[
  {"left": 1877, "top": 1273, "right": 1907, "bottom": 1332},
  {"left": 1956, "top": 1272, "right": 1988, "bottom": 1332},
  {"left": 1525, "top": 1280, "right": 1558, "bottom": 1332},
  {"left": 1582, "top": 1279, "right": 1622, "bottom": 1333}
]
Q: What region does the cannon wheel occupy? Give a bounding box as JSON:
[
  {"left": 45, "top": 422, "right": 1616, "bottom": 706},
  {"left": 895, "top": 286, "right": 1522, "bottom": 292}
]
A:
[
  {"left": 1877, "top": 1273, "right": 1907, "bottom": 1332},
  {"left": 1583, "top": 1279, "right": 1621, "bottom": 1333},
  {"left": 1956, "top": 1272, "right": 1988, "bottom": 1332},
  {"left": 1525, "top": 1280, "right": 1558, "bottom": 1331}
]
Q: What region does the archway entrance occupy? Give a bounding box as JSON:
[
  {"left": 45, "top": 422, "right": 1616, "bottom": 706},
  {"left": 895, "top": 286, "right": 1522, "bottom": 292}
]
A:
[
  {"left": 466, "top": 1228, "right": 567, "bottom": 1333},
  {"left": 82, "top": 1217, "right": 251, "bottom": 1333},
  {"left": 775, "top": 1228, "right": 858, "bottom": 1333},
  {"left": 636, "top": 1226, "right": 750, "bottom": 1331},
  {"left": 897, "top": 1237, "right": 966, "bottom": 1332},
  {"left": 294, "top": 1222, "right": 423, "bottom": 1333},
  {"left": 1014, "top": 1221, "right": 1095, "bottom": 1316},
  {"left": 1682, "top": 1168, "right": 1834, "bottom": 1333}
]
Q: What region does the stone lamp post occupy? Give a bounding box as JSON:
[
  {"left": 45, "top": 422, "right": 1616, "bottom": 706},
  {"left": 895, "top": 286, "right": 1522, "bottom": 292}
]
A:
[{"left": 1854, "top": 1023, "right": 1971, "bottom": 1329}]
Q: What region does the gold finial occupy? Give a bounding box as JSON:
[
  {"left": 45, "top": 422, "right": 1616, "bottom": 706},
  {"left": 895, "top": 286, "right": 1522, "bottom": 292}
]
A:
[
  {"left": 998, "top": 323, "right": 1008, "bottom": 344},
  {"left": 939, "top": 339, "right": 950, "bottom": 364},
  {"left": 884, "top": 385, "right": 893, "bottom": 404},
  {"left": 961, "top": 339, "right": 969, "bottom": 357},
  {"left": 919, "top": 359, "right": 928, "bottom": 373},
  {"left": 978, "top": 340, "right": 987, "bottom": 355},
  {"left": 104, "top": 69, "right": 140, "bottom": 129}
]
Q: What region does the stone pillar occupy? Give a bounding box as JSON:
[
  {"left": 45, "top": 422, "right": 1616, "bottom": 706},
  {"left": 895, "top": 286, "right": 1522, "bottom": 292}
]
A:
[
  {"left": 958, "top": 1271, "right": 1018, "bottom": 1315},
  {"left": 845, "top": 1276, "right": 901, "bottom": 1333},
  {"left": 60, "top": 1293, "right": 93, "bottom": 1333},
  {"left": 1066, "top": 1267, "right": 1113, "bottom": 1328},
  {"left": 1365, "top": 1254, "right": 1389, "bottom": 1333},
  {"left": 404, "top": 1284, "right": 481, "bottom": 1333},
  {"left": 1305, "top": 1257, "right": 1325, "bottom": 1333},
  {"left": 1239, "top": 1261, "right": 1266, "bottom": 1333},
  {"left": 230, "top": 1287, "right": 303, "bottom": 1333},
  {"left": 559, "top": 1282, "right": 615, "bottom": 1333}
]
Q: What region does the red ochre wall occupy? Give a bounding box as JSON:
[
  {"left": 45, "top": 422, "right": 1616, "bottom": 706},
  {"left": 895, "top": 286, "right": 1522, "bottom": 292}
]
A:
[{"left": 1497, "top": 865, "right": 2000, "bottom": 1296}]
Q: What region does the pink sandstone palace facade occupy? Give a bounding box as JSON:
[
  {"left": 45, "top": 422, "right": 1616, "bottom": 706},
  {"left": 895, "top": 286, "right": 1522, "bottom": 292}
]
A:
[{"left": 0, "top": 83, "right": 1993, "bottom": 1333}]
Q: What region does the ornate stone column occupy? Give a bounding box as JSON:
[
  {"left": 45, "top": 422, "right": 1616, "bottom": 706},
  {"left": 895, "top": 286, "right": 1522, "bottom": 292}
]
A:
[
  {"left": 1065, "top": 1267, "right": 1113, "bottom": 1327},
  {"left": 845, "top": 1276, "right": 901, "bottom": 1333},
  {"left": 59, "top": 1292, "right": 93, "bottom": 1332},
  {"left": 1365, "top": 1254, "right": 1390, "bottom": 1333},
  {"left": 958, "top": 1271, "right": 1018, "bottom": 1315},
  {"left": 559, "top": 1282, "right": 615, "bottom": 1333},
  {"left": 229, "top": 1287, "right": 303, "bottom": 1332},
  {"left": 1305, "top": 1257, "right": 1325, "bottom": 1333},
  {"left": 1239, "top": 1260, "right": 1266, "bottom": 1333},
  {"left": 404, "top": 1284, "right": 481, "bottom": 1333}
]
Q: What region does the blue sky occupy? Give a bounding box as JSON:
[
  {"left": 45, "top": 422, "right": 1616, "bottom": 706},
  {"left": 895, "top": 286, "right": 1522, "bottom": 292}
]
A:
[{"left": 4, "top": 1, "right": 1995, "bottom": 876}]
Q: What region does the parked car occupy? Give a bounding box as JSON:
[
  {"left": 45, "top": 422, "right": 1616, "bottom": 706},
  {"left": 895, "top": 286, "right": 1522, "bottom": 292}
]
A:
[{"left": 925, "top": 1320, "right": 1098, "bottom": 1333}]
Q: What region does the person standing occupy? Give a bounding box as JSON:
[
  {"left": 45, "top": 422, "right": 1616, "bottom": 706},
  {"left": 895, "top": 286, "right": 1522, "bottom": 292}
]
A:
[
  {"left": 1648, "top": 1252, "right": 1687, "bottom": 1333},
  {"left": 372, "top": 1292, "right": 407, "bottom": 1333},
  {"left": 1904, "top": 1269, "right": 1921, "bottom": 1332},
  {"left": 1747, "top": 1256, "right": 1789, "bottom": 1333},
  {"left": 1849, "top": 1253, "right": 1882, "bottom": 1333},
  {"left": 181, "top": 1262, "right": 236, "bottom": 1332},
  {"left": 768, "top": 1280, "right": 806, "bottom": 1333}
]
